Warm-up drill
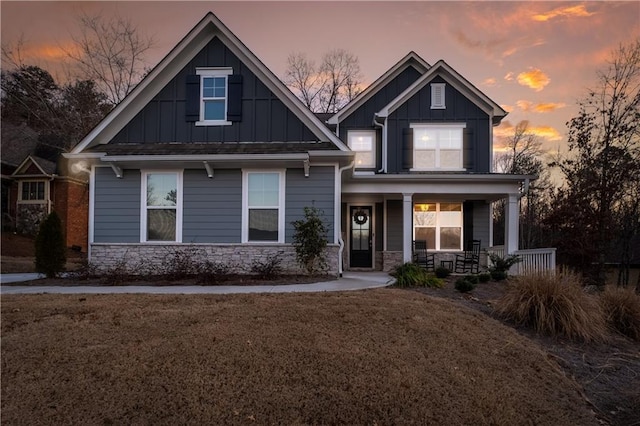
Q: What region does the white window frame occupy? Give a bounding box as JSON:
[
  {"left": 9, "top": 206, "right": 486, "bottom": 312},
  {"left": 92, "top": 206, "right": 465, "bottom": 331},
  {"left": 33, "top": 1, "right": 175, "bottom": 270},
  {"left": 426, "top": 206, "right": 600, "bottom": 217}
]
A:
[
  {"left": 347, "top": 130, "right": 376, "bottom": 169},
  {"left": 431, "top": 83, "right": 446, "bottom": 109},
  {"left": 196, "top": 68, "right": 233, "bottom": 126},
  {"left": 413, "top": 202, "right": 463, "bottom": 251},
  {"left": 18, "top": 180, "right": 47, "bottom": 203},
  {"left": 242, "top": 170, "right": 286, "bottom": 243},
  {"left": 140, "top": 170, "right": 183, "bottom": 243},
  {"left": 410, "top": 123, "right": 466, "bottom": 171}
]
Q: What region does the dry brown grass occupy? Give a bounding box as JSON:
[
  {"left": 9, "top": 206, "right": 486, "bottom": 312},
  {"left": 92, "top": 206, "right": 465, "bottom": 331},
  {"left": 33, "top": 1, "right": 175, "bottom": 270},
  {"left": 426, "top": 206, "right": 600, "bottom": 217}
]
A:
[
  {"left": 493, "top": 270, "right": 608, "bottom": 342},
  {"left": 600, "top": 285, "right": 640, "bottom": 341},
  {"left": 1, "top": 289, "right": 598, "bottom": 425}
]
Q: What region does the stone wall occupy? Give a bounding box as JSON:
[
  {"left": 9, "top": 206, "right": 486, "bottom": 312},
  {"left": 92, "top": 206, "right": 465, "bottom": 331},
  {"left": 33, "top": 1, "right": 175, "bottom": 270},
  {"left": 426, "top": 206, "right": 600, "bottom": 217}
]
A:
[{"left": 90, "top": 243, "right": 340, "bottom": 276}]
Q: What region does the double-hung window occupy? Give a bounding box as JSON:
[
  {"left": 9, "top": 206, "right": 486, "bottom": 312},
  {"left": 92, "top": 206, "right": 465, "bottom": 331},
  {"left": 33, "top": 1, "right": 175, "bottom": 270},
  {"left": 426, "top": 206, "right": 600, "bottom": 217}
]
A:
[
  {"left": 413, "top": 202, "right": 463, "bottom": 250},
  {"left": 348, "top": 130, "right": 376, "bottom": 169},
  {"left": 20, "top": 181, "right": 45, "bottom": 201},
  {"left": 196, "top": 68, "right": 233, "bottom": 125},
  {"left": 411, "top": 123, "right": 465, "bottom": 170},
  {"left": 142, "top": 171, "right": 182, "bottom": 242},
  {"left": 243, "top": 171, "right": 285, "bottom": 243}
]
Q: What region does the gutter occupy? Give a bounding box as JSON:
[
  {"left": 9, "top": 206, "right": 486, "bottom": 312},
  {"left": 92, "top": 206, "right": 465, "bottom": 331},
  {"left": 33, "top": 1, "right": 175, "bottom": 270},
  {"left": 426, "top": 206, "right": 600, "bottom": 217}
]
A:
[{"left": 373, "top": 113, "right": 387, "bottom": 173}]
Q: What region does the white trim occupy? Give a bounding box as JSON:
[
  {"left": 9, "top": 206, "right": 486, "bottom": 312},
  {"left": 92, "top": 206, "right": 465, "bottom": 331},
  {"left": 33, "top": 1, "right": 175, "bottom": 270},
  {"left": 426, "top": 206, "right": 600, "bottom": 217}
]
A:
[
  {"left": 88, "top": 166, "right": 96, "bottom": 260},
  {"left": 347, "top": 203, "right": 375, "bottom": 269},
  {"left": 410, "top": 123, "right": 466, "bottom": 171},
  {"left": 430, "top": 83, "right": 446, "bottom": 109},
  {"left": 140, "top": 170, "right": 183, "bottom": 243},
  {"left": 17, "top": 179, "right": 48, "bottom": 203},
  {"left": 241, "top": 169, "right": 286, "bottom": 244},
  {"left": 412, "top": 202, "right": 463, "bottom": 251},
  {"left": 347, "top": 130, "right": 376, "bottom": 169},
  {"left": 195, "top": 67, "right": 233, "bottom": 126}
]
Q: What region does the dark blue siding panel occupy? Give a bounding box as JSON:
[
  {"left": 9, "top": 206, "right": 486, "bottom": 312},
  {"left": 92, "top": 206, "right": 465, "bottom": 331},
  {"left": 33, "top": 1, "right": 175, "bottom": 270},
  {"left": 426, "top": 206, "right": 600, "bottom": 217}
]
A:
[
  {"left": 285, "top": 166, "right": 335, "bottom": 244},
  {"left": 387, "top": 76, "right": 492, "bottom": 173},
  {"left": 386, "top": 200, "right": 403, "bottom": 251},
  {"left": 113, "top": 37, "right": 318, "bottom": 144},
  {"left": 93, "top": 167, "right": 141, "bottom": 243},
  {"left": 182, "top": 169, "right": 242, "bottom": 243}
]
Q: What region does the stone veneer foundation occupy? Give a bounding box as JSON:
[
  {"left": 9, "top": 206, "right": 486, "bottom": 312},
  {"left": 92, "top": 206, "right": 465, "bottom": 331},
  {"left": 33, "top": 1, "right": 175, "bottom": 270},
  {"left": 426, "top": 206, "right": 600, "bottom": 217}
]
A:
[{"left": 90, "top": 244, "right": 340, "bottom": 276}]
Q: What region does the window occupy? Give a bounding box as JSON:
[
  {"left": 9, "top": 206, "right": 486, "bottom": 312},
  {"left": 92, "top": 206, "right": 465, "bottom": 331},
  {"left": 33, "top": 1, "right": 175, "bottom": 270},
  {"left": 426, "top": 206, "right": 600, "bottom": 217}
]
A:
[
  {"left": 348, "top": 130, "right": 376, "bottom": 169},
  {"left": 196, "top": 68, "right": 233, "bottom": 125},
  {"left": 142, "top": 171, "right": 182, "bottom": 242},
  {"left": 413, "top": 202, "right": 462, "bottom": 250},
  {"left": 20, "top": 181, "right": 45, "bottom": 201},
  {"left": 411, "top": 123, "right": 465, "bottom": 170},
  {"left": 431, "top": 83, "right": 445, "bottom": 109},
  {"left": 243, "top": 171, "right": 285, "bottom": 243}
]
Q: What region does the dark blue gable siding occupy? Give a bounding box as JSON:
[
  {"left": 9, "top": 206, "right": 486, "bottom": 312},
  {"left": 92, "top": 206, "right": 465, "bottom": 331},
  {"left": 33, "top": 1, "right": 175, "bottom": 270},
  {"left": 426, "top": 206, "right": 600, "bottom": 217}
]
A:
[
  {"left": 112, "top": 37, "right": 318, "bottom": 144},
  {"left": 387, "top": 76, "right": 492, "bottom": 173}
]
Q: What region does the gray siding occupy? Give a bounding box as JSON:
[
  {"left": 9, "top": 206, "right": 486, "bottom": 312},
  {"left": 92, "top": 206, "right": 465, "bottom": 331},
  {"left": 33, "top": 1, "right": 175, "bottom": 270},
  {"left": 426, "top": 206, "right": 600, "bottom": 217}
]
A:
[
  {"left": 387, "top": 76, "right": 492, "bottom": 173},
  {"left": 112, "top": 37, "right": 318, "bottom": 144},
  {"left": 285, "top": 166, "right": 335, "bottom": 243},
  {"left": 386, "top": 200, "right": 403, "bottom": 251},
  {"left": 472, "top": 201, "right": 490, "bottom": 249},
  {"left": 93, "top": 167, "right": 141, "bottom": 243},
  {"left": 182, "top": 169, "right": 242, "bottom": 243}
]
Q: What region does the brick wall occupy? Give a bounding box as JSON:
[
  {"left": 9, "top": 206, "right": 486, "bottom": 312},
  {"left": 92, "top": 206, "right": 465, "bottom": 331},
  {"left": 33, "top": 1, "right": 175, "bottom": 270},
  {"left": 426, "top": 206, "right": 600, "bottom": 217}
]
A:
[
  {"left": 53, "top": 179, "right": 89, "bottom": 252},
  {"left": 90, "top": 244, "right": 341, "bottom": 276}
]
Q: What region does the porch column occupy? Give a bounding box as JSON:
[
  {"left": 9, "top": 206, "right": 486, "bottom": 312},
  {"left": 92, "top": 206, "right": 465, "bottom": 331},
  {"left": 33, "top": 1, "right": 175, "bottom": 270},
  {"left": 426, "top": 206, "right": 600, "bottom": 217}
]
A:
[
  {"left": 504, "top": 194, "right": 519, "bottom": 255},
  {"left": 403, "top": 193, "right": 413, "bottom": 263}
]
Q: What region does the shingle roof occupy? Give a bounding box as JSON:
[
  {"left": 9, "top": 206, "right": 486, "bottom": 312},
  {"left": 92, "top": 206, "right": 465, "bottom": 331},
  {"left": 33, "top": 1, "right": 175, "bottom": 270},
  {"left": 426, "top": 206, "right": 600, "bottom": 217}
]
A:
[{"left": 86, "top": 141, "right": 339, "bottom": 156}]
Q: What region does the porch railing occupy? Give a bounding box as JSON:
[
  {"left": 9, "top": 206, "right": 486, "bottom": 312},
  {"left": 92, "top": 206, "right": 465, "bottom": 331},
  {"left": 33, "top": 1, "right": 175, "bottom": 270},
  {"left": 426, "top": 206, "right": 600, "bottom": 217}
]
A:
[{"left": 487, "top": 246, "right": 557, "bottom": 275}]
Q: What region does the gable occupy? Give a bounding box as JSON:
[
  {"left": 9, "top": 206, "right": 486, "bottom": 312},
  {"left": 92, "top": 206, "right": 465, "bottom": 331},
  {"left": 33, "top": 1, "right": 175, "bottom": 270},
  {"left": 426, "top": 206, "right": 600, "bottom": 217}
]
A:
[
  {"left": 111, "top": 37, "right": 319, "bottom": 145},
  {"left": 12, "top": 156, "right": 56, "bottom": 177}
]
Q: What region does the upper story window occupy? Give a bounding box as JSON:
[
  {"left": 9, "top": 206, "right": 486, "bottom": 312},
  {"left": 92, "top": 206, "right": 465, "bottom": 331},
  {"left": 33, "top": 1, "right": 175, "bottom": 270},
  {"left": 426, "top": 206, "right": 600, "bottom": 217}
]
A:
[
  {"left": 411, "top": 123, "right": 466, "bottom": 171},
  {"left": 20, "top": 180, "right": 45, "bottom": 201},
  {"left": 347, "top": 130, "right": 376, "bottom": 169},
  {"left": 242, "top": 170, "right": 285, "bottom": 243},
  {"left": 431, "top": 83, "right": 446, "bottom": 109},
  {"left": 196, "top": 68, "right": 233, "bottom": 126},
  {"left": 141, "top": 171, "right": 183, "bottom": 242}
]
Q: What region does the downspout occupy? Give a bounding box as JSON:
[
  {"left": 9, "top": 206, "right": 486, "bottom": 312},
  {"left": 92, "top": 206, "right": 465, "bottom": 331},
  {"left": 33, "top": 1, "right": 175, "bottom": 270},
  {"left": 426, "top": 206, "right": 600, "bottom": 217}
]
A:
[
  {"left": 47, "top": 174, "right": 57, "bottom": 214},
  {"left": 373, "top": 113, "right": 387, "bottom": 173},
  {"left": 337, "top": 160, "right": 355, "bottom": 276}
]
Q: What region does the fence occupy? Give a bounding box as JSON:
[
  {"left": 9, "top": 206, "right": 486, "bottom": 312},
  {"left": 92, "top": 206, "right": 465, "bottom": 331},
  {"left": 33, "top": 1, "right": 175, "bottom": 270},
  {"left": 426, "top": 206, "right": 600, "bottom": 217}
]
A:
[{"left": 487, "top": 246, "right": 557, "bottom": 275}]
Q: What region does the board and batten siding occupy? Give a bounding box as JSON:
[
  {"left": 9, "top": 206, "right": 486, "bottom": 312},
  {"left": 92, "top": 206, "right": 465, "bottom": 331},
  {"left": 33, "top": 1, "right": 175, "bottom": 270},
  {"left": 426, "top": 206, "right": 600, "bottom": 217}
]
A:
[
  {"left": 471, "top": 201, "right": 490, "bottom": 249},
  {"left": 285, "top": 166, "right": 335, "bottom": 244},
  {"left": 386, "top": 200, "right": 404, "bottom": 251},
  {"left": 93, "top": 167, "right": 141, "bottom": 243},
  {"left": 111, "top": 37, "right": 317, "bottom": 145},
  {"left": 182, "top": 169, "right": 242, "bottom": 243}
]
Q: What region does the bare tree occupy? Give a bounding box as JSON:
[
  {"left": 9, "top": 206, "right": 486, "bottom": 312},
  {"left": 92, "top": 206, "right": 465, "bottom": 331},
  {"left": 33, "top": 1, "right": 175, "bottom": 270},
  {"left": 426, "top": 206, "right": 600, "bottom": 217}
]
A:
[
  {"left": 1, "top": 34, "right": 28, "bottom": 69},
  {"left": 284, "top": 49, "right": 363, "bottom": 113},
  {"left": 64, "top": 12, "right": 154, "bottom": 106}
]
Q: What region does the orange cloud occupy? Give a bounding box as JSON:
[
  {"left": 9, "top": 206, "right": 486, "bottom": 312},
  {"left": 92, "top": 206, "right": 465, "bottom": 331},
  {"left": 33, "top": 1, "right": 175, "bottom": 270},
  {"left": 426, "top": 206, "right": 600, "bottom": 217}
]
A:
[
  {"left": 517, "top": 100, "right": 566, "bottom": 113},
  {"left": 483, "top": 77, "right": 497, "bottom": 87},
  {"left": 532, "top": 4, "right": 596, "bottom": 22},
  {"left": 494, "top": 121, "right": 563, "bottom": 148},
  {"left": 517, "top": 68, "right": 550, "bottom": 91}
]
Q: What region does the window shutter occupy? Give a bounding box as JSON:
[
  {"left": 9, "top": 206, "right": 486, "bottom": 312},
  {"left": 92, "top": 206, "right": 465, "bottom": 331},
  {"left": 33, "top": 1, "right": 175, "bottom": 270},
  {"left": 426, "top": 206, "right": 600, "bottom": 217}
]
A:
[
  {"left": 463, "top": 201, "right": 474, "bottom": 250},
  {"left": 402, "top": 128, "right": 413, "bottom": 170},
  {"left": 463, "top": 127, "right": 473, "bottom": 170},
  {"left": 185, "top": 75, "right": 200, "bottom": 122},
  {"left": 227, "top": 74, "right": 243, "bottom": 122}
]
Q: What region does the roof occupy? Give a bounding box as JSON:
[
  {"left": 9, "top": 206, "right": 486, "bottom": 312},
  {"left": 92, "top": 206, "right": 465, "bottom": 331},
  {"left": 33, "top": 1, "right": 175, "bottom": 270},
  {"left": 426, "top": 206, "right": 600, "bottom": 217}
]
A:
[
  {"left": 70, "top": 12, "right": 349, "bottom": 155},
  {"left": 376, "top": 60, "right": 508, "bottom": 125},
  {"left": 86, "top": 142, "right": 338, "bottom": 156},
  {"left": 327, "top": 51, "right": 430, "bottom": 125},
  {"left": 11, "top": 155, "right": 57, "bottom": 177}
]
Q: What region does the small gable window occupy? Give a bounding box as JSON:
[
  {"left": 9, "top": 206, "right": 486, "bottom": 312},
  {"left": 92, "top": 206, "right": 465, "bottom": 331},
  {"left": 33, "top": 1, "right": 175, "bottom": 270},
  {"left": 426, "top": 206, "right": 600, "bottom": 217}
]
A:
[
  {"left": 348, "top": 130, "right": 376, "bottom": 169},
  {"left": 20, "top": 181, "right": 46, "bottom": 201},
  {"left": 411, "top": 123, "right": 466, "bottom": 170},
  {"left": 431, "top": 83, "right": 446, "bottom": 109},
  {"left": 196, "top": 68, "right": 233, "bottom": 125}
]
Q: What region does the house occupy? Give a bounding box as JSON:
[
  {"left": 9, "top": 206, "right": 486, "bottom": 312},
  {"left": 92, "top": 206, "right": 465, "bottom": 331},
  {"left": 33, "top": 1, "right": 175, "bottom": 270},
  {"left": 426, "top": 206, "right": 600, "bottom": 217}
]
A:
[
  {"left": 1, "top": 123, "right": 89, "bottom": 251},
  {"left": 66, "top": 12, "right": 532, "bottom": 276}
]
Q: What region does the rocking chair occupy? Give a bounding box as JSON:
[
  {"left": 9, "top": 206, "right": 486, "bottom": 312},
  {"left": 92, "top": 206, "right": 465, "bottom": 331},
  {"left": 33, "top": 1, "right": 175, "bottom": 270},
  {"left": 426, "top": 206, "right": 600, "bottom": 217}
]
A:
[
  {"left": 455, "top": 240, "right": 481, "bottom": 274},
  {"left": 413, "top": 240, "right": 435, "bottom": 272}
]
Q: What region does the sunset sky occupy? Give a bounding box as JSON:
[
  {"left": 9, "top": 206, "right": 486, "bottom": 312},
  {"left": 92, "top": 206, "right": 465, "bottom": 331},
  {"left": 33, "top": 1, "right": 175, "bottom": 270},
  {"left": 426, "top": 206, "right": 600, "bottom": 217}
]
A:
[{"left": 2, "top": 1, "right": 639, "bottom": 159}]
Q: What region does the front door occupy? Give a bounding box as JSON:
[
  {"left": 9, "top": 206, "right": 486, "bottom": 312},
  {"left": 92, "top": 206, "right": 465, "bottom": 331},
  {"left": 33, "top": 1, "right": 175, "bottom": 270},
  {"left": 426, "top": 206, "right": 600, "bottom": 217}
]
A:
[{"left": 350, "top": 206, "right": 372, "bottom": 268}]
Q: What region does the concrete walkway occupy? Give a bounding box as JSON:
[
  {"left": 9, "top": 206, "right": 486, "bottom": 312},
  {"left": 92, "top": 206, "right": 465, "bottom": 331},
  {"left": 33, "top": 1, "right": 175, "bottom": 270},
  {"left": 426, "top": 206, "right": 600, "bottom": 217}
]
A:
[{"left": 0, "top": 272, "right": 394, "bottom": 295}]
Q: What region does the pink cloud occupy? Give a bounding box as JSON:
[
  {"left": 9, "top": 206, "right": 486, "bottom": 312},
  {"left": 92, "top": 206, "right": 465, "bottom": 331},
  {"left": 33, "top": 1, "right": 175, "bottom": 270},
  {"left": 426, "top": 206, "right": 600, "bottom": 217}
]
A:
[{"left": 517, "top": 68, "right": 550, "bottom": 91}]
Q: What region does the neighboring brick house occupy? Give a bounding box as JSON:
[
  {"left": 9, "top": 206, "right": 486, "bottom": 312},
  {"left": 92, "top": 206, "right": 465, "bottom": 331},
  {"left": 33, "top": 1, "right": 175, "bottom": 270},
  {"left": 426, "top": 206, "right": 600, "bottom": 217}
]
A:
[
  {"left": 66, "top": 12, "right": 532, "bottom": 275},
  {"left": 1, "top": 123, "right": 89, "bottom": 252}
]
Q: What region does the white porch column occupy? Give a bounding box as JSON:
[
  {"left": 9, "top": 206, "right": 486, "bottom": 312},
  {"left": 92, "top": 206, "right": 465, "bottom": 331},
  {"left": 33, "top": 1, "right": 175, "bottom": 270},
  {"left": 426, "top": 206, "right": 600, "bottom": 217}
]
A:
[
  {"left": 504, "top": 194, "right": 519, "bottom": 255},
  {"left": 403, "top": 193, "right": 413, "bottom": 263}
]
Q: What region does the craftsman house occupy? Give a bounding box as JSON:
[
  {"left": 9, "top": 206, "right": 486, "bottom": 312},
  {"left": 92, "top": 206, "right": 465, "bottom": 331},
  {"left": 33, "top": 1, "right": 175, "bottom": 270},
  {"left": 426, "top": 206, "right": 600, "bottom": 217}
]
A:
[{"left": 67, "top": 12, "right": 536, "bottom": 275}]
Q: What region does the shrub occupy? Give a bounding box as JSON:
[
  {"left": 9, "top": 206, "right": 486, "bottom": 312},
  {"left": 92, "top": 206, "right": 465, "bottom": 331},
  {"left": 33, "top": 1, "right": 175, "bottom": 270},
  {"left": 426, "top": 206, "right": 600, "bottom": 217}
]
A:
[
  {"left": 488, "top": 253, "right": 521, "bottom": 277},
  {"left": 494, "top": 271, "right": 607, "bottom": 342},
  {"left": 392, "top": 263, "right": 430, "bottom": 287},
  {"left": 196, "top": 260, "right": 233, "bottom": 285},
  {"left": 464, "top": 274, "right": 479, "bottom": 284},
  {"left": 435, "top": 266, "right": 450, "bottom": 278},
  {"left": 35, "top": 211, "right": 66, "bottom": 278},
  {"left": 478, "top": 273, "right": 491, "bottom": 283},
  {"left": 291, "top": 206, "right": 328, "bottom": 275},
  {"left": 251, "top": 253, "right": 283, "bottom": 280},
  {"left": 159, "top": 247, "right": 201, "bottom": 280},
  {"left": 455, "top": 278, "right": 476, "bottom": 293},
  {"left": 424, "top": 275, "right": 445, "bottom": 288},
  {"left": 491, "top": 270, "right": 508, "bottom": 281},
  {"left": 600, "top": 286, "right": 640, "bottom": 341}
]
